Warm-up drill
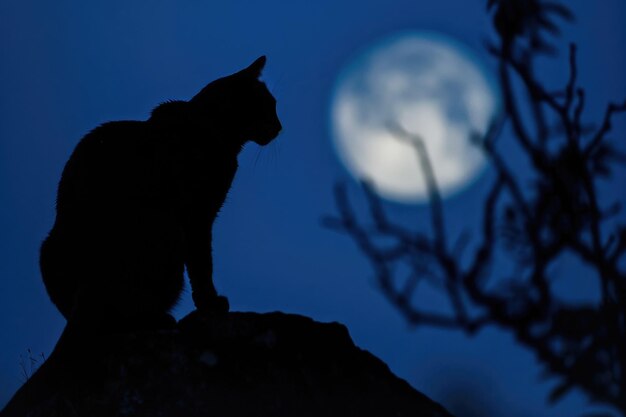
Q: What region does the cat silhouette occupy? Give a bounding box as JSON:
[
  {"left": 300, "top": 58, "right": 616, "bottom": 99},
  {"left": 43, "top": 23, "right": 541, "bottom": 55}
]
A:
[{"left": 40, "top": 56, "right": 281, "bottom": 328}]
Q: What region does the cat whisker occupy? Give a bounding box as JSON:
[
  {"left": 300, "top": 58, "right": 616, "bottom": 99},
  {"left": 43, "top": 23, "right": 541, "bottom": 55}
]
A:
[
  {"left": 252, "top": 147, "right": 264, "bottom": 171},
  {"left": 272, "top": 140, "right": 281, "bottom": 164}
]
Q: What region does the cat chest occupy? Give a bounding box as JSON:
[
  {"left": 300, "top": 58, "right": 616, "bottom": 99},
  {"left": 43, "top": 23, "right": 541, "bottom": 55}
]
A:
[
  {"left": 105, "top": 145, "right": 235, "bottom": 211},
  {"left": 167, "top": 151, "right": 238, "bottom": 209}
]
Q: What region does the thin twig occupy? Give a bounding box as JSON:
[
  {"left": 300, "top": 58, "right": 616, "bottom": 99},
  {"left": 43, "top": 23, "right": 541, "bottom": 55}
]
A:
[{"left": 386, "top": 122, "right": 448, "bottom": 253}]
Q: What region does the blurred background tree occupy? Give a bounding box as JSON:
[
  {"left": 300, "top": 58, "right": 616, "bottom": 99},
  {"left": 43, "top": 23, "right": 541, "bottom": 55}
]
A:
[{"left": 327, "top": 0, "right": 626, "bottom": 414}]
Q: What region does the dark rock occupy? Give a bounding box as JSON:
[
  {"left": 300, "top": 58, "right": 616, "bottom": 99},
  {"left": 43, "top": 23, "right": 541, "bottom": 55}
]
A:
[{"left": 2, "top": 312, "right": 453, "bottom": 417}]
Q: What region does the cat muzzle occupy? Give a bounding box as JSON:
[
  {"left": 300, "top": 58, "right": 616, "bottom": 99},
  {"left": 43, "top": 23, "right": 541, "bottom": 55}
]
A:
[{"left": 254, "top": 122, "right": 282, "bottom": 145}]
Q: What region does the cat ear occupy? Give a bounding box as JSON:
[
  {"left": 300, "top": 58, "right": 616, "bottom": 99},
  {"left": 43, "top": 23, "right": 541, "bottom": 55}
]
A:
[{"left": 244, "top": 56, "right": 266, "bottom": 78}]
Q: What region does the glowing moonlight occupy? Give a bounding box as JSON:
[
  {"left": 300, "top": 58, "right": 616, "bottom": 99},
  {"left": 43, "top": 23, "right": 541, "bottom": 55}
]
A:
[{"left": 331, "top": 32, "right": 500, "bottom": 203}]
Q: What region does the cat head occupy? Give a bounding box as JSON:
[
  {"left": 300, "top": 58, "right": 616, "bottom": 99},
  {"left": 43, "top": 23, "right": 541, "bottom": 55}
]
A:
[{"left": 190, "top": 56, "right": 282, "bottom": 146}]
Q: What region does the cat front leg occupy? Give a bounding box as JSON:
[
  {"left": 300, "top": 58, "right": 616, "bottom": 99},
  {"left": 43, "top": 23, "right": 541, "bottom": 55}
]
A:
[{"left": 184, "top": 221, "right": 229, "bottom": 314}]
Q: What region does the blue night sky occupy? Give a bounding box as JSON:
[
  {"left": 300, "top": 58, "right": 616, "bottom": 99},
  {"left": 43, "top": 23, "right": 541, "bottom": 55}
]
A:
[{"left": 1, "top": 1, "right": 624, "bottom": 415}]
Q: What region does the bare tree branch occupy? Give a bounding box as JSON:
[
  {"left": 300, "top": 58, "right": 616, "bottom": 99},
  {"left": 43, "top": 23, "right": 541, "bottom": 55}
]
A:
[{"left": 328, "top": 1, "right": 626, "bottom": 413}]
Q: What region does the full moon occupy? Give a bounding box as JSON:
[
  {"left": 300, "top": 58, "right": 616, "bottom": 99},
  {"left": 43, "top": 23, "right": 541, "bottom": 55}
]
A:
[{"left": 330, "top": 32, "right": 500, "bottom": 203}]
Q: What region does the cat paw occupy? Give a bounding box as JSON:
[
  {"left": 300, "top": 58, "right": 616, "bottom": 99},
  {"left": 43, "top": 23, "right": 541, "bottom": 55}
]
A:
[
  {"left": 206, "top": 295, "right": 229, "bottom": 315},
  {"left": 193, "top": 293, "right": 230, "bottom": 316}
]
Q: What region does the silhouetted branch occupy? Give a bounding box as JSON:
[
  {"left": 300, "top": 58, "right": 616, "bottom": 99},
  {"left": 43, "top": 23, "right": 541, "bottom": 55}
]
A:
[
  {"left": 386, "top": 122, "right": 448, "bottom": 252},
  {"left": 586, "top": 101, "right": 626, "bottom": 155},
  {"left": 328, "top": 1, "right": 626, "bottom": 413}
]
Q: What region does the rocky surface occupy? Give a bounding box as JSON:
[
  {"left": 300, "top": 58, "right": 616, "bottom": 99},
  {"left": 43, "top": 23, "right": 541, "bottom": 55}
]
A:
[{"left": 2, "top": 311, "right": 452, "bottom": 417}]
